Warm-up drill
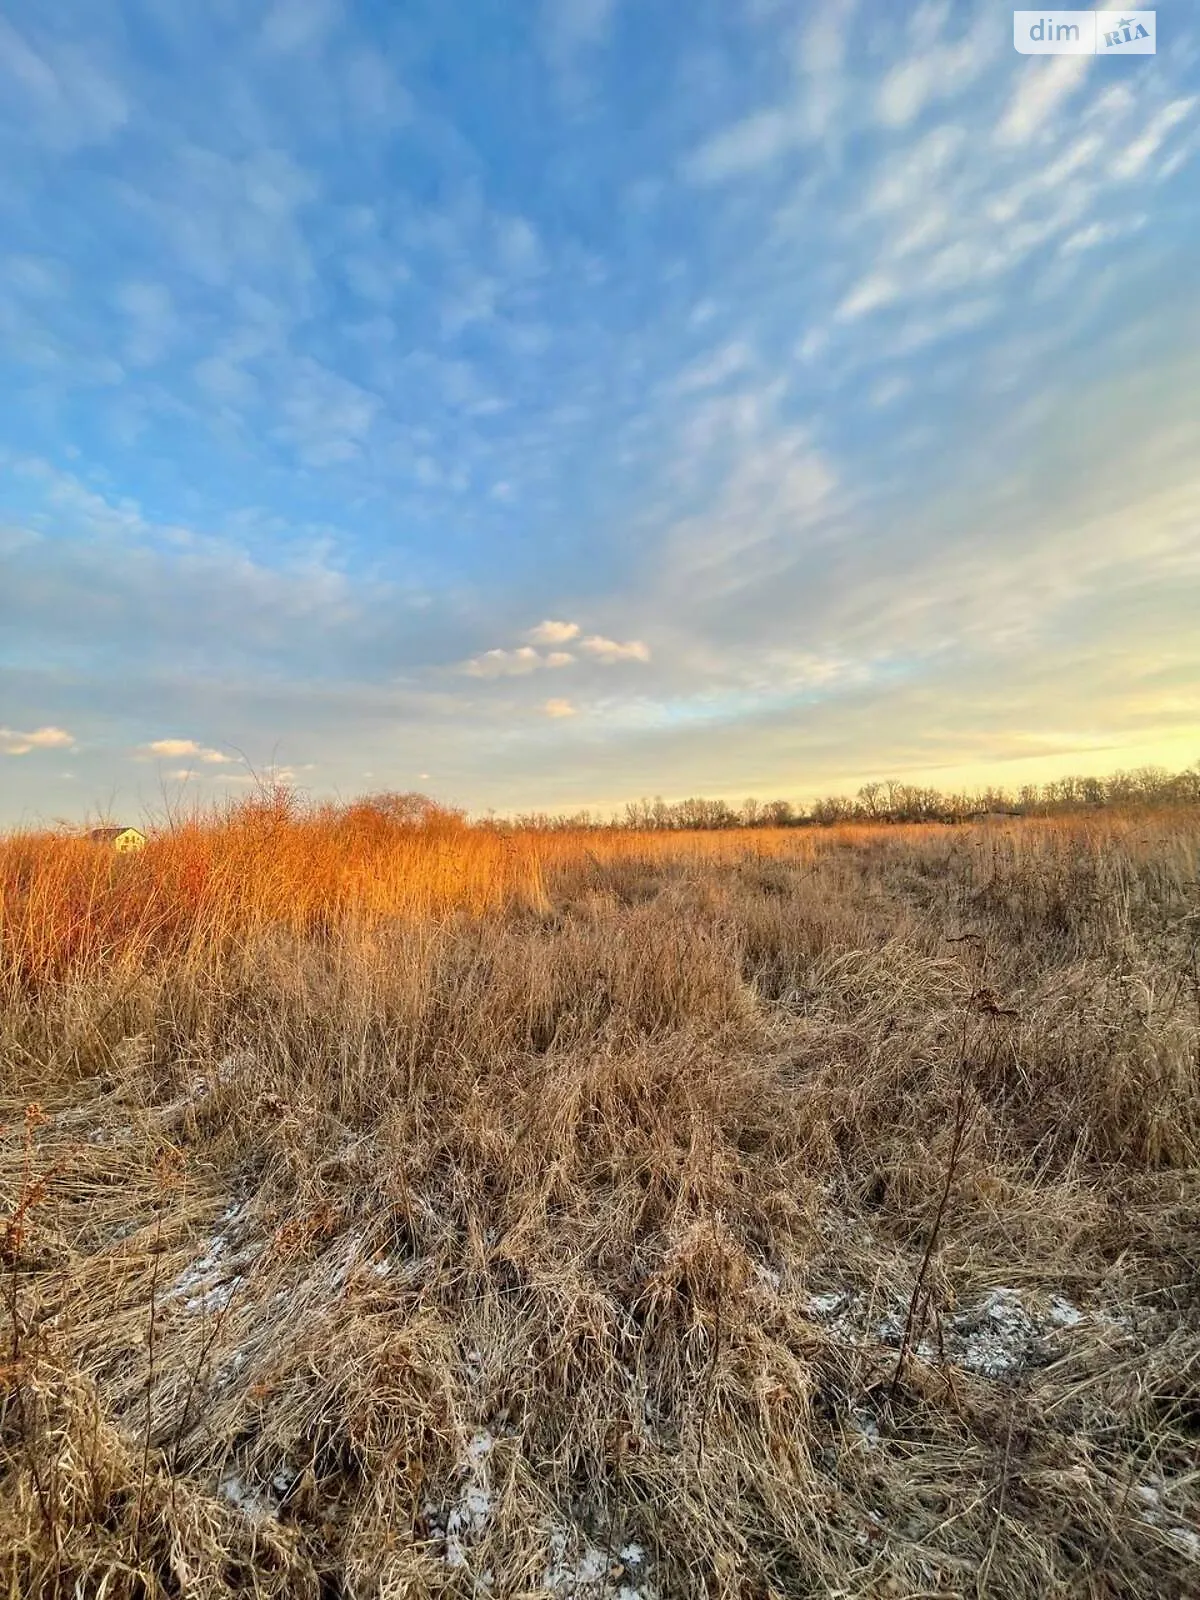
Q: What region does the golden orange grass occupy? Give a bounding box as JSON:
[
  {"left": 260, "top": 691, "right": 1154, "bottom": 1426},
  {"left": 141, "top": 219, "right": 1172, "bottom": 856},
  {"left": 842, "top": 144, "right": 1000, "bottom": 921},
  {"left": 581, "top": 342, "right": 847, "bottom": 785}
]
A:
[
  {"left": 2, "top": 798, "right": 1199, "bottom": 1598},
  {"left": 0, "top": 797, "right": 545, "bottom": 988}
]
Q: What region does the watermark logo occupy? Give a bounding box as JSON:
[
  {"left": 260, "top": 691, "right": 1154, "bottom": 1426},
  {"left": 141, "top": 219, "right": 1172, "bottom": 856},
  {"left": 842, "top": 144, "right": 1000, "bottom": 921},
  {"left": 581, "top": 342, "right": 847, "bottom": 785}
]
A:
[
  {"left": 1098, "top": 12, "right": 1155, "bottom": 52},
  {"left": 1014, "top": 12, "right": 1156, "bottom": 55}
]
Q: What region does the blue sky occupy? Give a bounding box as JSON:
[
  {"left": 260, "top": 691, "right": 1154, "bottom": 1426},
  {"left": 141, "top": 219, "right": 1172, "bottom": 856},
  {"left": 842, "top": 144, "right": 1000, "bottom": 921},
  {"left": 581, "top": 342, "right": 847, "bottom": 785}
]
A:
[{"left": 2, "top": 0, "right": 1198, "bottom": 823}]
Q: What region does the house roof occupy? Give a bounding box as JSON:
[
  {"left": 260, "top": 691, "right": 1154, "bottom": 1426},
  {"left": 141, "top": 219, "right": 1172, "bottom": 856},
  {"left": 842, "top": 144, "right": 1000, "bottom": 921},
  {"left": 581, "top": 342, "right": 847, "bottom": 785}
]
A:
[{"left": 88, "top": 825, "right": 144, "bottom": 841}]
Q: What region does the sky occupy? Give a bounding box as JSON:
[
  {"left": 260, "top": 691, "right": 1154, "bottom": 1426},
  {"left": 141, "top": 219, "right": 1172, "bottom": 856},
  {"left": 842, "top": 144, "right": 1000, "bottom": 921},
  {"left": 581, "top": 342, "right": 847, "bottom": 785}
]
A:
[{"left": 1, "top": 0, "right": 1198, "bottom": 825}]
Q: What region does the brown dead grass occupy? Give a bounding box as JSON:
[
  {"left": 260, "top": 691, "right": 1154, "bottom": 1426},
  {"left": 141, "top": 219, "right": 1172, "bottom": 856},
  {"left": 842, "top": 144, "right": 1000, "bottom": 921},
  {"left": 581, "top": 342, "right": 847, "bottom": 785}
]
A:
[{"left": 2, "top": 804, "right": 1199, "bottom": 1598}]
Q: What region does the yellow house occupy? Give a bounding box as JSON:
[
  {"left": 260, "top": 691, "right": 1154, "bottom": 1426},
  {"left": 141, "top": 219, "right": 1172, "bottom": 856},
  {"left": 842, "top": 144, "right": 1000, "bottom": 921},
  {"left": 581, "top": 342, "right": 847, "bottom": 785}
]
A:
[{"left": 88, "top": 825, "right": 147, "bottom": 852}]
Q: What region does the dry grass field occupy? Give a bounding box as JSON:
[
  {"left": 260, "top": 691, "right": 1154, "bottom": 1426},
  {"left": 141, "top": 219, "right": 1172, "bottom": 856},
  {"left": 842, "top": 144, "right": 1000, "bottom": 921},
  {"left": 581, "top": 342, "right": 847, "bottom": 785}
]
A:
[{"left": 2, "top": 796, "right": 1198, "bottom": 1598}]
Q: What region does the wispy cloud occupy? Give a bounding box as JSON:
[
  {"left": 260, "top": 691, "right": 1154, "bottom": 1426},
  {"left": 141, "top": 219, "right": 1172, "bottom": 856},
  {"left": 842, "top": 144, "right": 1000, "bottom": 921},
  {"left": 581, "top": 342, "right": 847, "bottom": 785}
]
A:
[
  {"left": 277, "top": 358, "right": 380, "bottom": 466},
  {"left": 995, "top": 54, "right": 1090, "bottom": 145},
  {"left": 685, "top": 0, "right": 857, "bottom": 181},
  {"left": 836, "top": 272, "right": 899, "bottom": 321},
  {"left": 876, "top": 8, "right": 995, "bottom": 129},
  {"left": 1, "top": 725, "right": 74, "bottom": 756},
  {"left": 260, "top": 0, "right": 340, "bottom": 56},
  {"left": 114, "top": 281, "right": 178, "bottom": 368},
  {"left": 542, "top": 0, "right": 616, "bottom": 63},
  {"left": 1112, "top": 96, "right": 1197, "bottom": 178},
  {"left": 0, "top": 14, "right": 127, "bottom": 150}
]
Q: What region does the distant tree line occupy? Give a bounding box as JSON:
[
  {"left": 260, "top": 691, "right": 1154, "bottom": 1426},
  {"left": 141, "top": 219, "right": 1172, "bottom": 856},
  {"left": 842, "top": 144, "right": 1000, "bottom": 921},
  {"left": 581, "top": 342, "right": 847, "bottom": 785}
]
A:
[{"left": 494, "top": 761, "right": 1200, "bottom": 832}]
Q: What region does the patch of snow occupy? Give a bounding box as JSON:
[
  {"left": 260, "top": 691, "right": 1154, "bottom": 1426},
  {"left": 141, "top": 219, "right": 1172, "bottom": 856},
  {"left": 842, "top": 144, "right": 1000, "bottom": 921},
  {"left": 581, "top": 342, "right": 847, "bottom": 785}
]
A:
[
  {"left": 850, "top": 1410, "right": 881, "bottom": 1447},
  {"left": 753, "top": 1264, "right": 781, "bottom": 1292},
  {"left": 218, "top": 1474, "right": 273, "bottom": 1520},
  {"left": 805, "top": 1281, "right": 1121, "bottom": 1382},
  {"left": 853, "top": 1507, "right": 885, "bottom": 1549},
  {"left": 325, "top": 1229, "right": 414, "bottom": 1292},
  {"left": 168, "top": 1203, "right": 257, "bottom": 1316},
  {"left": 543, "top": 1529, "right": 609, "bottom": 1591},
  {"left": 217, "top": 1459, "right": 299, "bottom": 1522},
  {"left": 953, "top": 1288, "right": 1036, "bottom": 1378},
  {"left": 156, "top": 1057, "right": 246, "bottom": 1120},
  {"left": 426, "top": 1433, "right": 655, "bottom": 1597},
  {"left": 1133, "top": 1481, "right": 1200, "bottom": 1561},
  {"left": 425, "top": 1430, "right": 498, "bottom": 1573},
  {"left": 1047, "top": 1294, "right": 1083, "bottom": 1328},
  {"left": 185, "top": 1277, "right": 244, "bottom": 1316},
  {"left": 540, "top": 1524, "right": 658, "bottom": 1599},
  {"left": 88, "top": 1124, "right": 133, "bottom": 1144}
]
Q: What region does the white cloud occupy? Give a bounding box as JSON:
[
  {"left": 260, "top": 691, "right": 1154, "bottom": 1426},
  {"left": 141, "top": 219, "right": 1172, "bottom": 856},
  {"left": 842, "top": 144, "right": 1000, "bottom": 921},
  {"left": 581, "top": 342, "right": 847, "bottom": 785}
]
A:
[
  {"left": 823, "top": 57, "right": 1170, "bottom": 340},
  {"left": 341, "top": 48, "right": 413, "bottom": 130},
  {"left": 458, "top": 632, "right": 648, "bottom": 675},
  {"left": 463, "top": 647, "right": 539, "bottom": 678},
  {"left": 0, "top": 725, "right": 74, "bottom": 755},
  {"left": 1111, "top": 97, "right": 1197, "bottom": 180},
  {"left": 147, "top": 738, "right": 198, "bottom": 757},
  {"left": 996, "top": 55, "right": 1091, "bottom": 146},
  {"left": 146, "top": 738, "right": 232, "bottom": 763},
  {"left": 795, "top": 328, "right": 829, "bottom": 365},
  {"left": 543, "top": 698, "right": 577, "bottom": 718},
  {"left": 260, "top": 0, "right": 339, "bottom": 55},
  {"left": 1060, "top": 217, "right": 1145, "bottom": 257},
  {"left": 686, "top": 107, "right": 804, "bottom": 183},
  {"left": 133, "top": 146, "right": 318, "bottom": 298},
  {"left": 870, "top": 375, "right": 910, "bottom": 407},
  {"left": 886, "top": 297, "right": 998, "bottom": 355},
  {"left": 794, "top": 0, "right": 856, "bottom": 143},
  {"left": 836, "top": 272, "right": 899, "bottom": 321},
  {"left": 543, "top": 0, "right": 616, "bottom": 60},
  {"left": 114, "top": 282, "right": 178, "bottom": 368},
  {"left": 868, "top": 124, "right": 966, "bottom": 215},
  {"left": 278, "top": 359, "right": 380, "bottom": 466},
  {"left": 653, "top": 385, "right": 840, "bottom": 607},
  {"left": 496, "top": 215, "right": 544, "bottom": 277},
  {"left": 0, "top": 17, "right": 127, "bottom": 149},
  {"left": 876, "top": 13, "right": 993, "bottom": 130},
  {"left": 3, "top": 254, "right": 69, "bottom": 298},
  {"left": 685, "top": 0, "right": 856, "bottom": 181},
  {"left": 876, "top": 61, "right": 929, "bottom": 129},
  {"left": 526, "top": 619, "right": 580, "bottom": 645},
  {"left": 194, "top": 354, "right": 259, "bottom": 408},
  {"left": 673, "top": 342, "right": 754, "bottom": 393},
  {"left": 461, "top": 646, "right": 574, "bottom": 678},
  {"left": 579, "top": 635, "right": 651, "bottom": 663}
]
